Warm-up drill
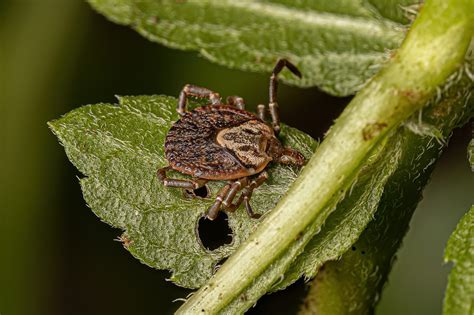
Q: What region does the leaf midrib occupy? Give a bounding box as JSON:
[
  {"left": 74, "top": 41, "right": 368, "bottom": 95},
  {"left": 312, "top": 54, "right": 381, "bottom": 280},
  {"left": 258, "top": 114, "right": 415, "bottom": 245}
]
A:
[
  {"left": 158, "top": 0, "right": 403, "bottom": 35},
  {"left": 134, "top": 0, "right": 405, "bottom": 46}
]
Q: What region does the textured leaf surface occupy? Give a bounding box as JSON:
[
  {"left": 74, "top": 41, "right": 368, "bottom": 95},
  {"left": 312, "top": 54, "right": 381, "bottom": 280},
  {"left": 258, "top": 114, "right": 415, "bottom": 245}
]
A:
[
  {"left": 443, "top": 206, "right": 474, "bottom": 315},
  {"left": 49, "top": 95, "right": 316, "bottom": 288},
  {"left": 87, "top": 0, "right": 420, "bottom": 96}
]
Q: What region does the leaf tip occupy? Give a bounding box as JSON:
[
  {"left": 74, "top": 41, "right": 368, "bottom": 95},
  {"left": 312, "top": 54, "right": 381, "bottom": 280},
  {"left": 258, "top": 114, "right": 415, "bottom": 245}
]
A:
[{"left": 47, "top": 119, "right": 61, "bottom": 136}]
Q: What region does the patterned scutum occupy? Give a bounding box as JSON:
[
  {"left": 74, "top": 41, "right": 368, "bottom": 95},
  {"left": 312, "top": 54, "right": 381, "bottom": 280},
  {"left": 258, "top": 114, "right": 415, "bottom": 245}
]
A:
[{"left": 216, "top": 120, "right": 273, "bottom": 169}]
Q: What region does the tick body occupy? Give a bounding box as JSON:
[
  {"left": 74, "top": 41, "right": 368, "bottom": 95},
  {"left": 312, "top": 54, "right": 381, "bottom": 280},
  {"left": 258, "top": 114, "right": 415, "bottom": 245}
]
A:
[{"left": 158, "top": 59, "right": 305, "bottom": 220}]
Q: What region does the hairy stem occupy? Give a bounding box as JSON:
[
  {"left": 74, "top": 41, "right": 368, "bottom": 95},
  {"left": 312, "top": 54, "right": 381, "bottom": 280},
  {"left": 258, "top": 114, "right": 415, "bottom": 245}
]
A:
[
  {"left": 177, "top": 0, "right": 474, "bottom": 313},
  {"left": 298, "top": 60, "right": 474, "bottom": 315}
]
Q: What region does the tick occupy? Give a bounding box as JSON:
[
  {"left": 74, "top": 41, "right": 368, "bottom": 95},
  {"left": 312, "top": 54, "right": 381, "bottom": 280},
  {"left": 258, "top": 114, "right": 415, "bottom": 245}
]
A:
[{"left": 158, "top": 59, "right": 305, "bottom": 220}]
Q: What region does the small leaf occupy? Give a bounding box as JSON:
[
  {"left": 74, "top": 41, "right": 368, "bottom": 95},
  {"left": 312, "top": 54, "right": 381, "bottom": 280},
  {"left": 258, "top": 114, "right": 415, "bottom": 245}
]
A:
[
  {"left": 48, "top": 95, "right": 316, "bottom": 288},
  {"left": 443, "top": 206, "right": 474, "bottom": 315},
  {"left": 86, "top": 0, "right": 420, "bottom": 96}
]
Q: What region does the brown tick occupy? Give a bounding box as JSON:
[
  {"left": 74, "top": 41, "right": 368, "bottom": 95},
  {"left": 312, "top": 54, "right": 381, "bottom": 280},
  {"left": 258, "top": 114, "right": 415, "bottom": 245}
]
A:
[{"left": 158, "top": 59, "right": 305, "bottom": 220}]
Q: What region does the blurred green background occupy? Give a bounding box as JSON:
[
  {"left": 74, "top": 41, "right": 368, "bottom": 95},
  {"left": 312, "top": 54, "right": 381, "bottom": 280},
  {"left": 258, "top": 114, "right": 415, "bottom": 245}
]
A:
[{"left": 1, "top": 1, "right": 472, "bottom": 314}]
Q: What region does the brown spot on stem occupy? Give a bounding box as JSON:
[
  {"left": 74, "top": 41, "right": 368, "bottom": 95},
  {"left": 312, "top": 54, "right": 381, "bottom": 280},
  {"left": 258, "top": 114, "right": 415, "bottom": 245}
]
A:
[
  {"left": 400, "top": 89, "right": 424, "bottom": 102},
  {"left": 362, "top": 122, "right": 388, "bottom": 141}
]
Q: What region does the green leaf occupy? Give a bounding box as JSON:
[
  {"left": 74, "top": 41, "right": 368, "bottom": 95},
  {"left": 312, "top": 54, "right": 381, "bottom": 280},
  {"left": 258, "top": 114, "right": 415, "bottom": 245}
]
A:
[
  {"left": 48, "top": 95, "right": 316, "bottom": 288},
  {"left": 86, "top": 0, "right": 420, "bottom": 96},
  {"left": 443, "top": 206, "right": 474, "bottom": 315}
]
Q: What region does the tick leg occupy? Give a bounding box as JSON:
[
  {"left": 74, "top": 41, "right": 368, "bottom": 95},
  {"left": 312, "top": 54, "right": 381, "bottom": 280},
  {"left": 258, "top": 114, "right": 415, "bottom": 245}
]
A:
[
  {"left": 257, "top": 104, "right": 266, "bottom": 121},
  {"left": 243, "top": 192, "right": 260, "bottom": 219},
  {"left": 242, "top": 171, "right": 269, "bottom": 218},
  {"left": 177, "top": 84, "right": 221, "bottom": 115},
  {"left": 226, "top": 96, "right": 245, "bottom": 110},
  {"left": 206, "top": 184, "right": 231, "bottom": 220},
  {"left": 206, "top": 176, "right": 250, "bottom": 220},
  {"left": 221, "top": 177, "right": 249, "bottom": 210},
  {"left": 206, "top": 176, "right": 249, "bottom": 220},
  {"left": 268, "top": 59, "right": 302, "bottom": 134},
  {"left": 226, "top": 172, "right": 268, "bottom": 219},
  {"left": 157, "top": 166, "right": 207, "bottom": 190}
]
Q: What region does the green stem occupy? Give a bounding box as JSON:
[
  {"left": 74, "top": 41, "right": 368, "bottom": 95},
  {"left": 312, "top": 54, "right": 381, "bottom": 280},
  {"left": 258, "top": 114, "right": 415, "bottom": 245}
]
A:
[
  {"left": 298, "top": 60, "right": 474, "bottom": 315},
  {"left": 177, "top": 0, "right": 474, "bottom": 313}
]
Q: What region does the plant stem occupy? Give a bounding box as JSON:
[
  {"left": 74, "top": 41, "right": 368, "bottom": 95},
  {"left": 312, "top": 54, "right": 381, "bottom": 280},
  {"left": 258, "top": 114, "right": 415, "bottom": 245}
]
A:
[
  {"left": 177, "top": 0, "right": 474, "bottom": 313},
  {"left": 298, "top": 60, "right": 474, "bottom": 315}
]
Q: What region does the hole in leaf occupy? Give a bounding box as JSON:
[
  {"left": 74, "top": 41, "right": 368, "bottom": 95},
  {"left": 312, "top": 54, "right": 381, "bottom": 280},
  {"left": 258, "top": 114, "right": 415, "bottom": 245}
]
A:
[
  {"left": 184, "top": 185, "right": 210, "bottom": 199},
  {"left": 197, "top": 212, "right": 232, "bottom": 251},
  {"left": 194, "top": 186, "right": 210, "bottom": 198}
]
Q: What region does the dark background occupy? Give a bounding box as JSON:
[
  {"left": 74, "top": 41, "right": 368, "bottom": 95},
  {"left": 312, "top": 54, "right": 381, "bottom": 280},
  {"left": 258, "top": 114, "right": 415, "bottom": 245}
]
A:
[{"left": 1, "top": 1, "right": 472, "bottom": 314}]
